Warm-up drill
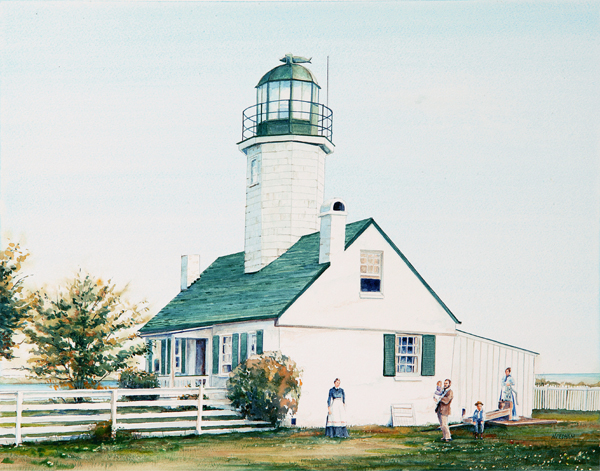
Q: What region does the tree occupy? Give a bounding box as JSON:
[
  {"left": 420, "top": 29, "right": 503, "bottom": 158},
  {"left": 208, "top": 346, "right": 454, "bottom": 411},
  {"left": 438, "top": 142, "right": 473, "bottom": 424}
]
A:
[
  {"left": 0, "top": 243, "right": 31, "bottom": 360},
  {"left": 227, "top": 351, "right": 302, "bottom": 426},
  {"left": 25, "top": 272, "right": 148, "bottom": 389}
]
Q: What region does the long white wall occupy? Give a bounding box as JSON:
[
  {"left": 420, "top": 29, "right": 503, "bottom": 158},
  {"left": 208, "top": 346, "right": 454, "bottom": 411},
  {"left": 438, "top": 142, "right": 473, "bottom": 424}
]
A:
[
  {"left": 280, "top": 327, "right": 456, "bottom": 427},
  {"left": 451, "top": 332, "right": 537, "bottom": 419}
]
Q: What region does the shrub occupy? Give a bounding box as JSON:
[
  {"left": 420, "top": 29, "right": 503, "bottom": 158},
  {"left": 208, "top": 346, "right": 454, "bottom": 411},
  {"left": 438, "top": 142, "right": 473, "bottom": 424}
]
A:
[
  {"left": 118, "top": 368, "right": 159, "bottom": 401},
  {"left": 226, "top": 352, "right": 301, "bottom": 426},
  {"left": 91, "top": 420, "right": 112, "bottom": 441}
]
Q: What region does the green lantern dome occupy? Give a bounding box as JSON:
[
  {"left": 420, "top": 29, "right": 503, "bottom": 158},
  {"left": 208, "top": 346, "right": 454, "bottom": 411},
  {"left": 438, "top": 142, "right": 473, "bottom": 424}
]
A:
[
  {"left": 256, "top": 62, "right": 320, "bottom": 88},
  {"left": 241, "top": 54, "right": 333, "bottom": 143}
]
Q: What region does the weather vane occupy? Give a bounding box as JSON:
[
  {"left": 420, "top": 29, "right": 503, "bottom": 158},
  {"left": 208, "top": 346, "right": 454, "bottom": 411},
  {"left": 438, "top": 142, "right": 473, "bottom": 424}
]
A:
[{"left": 280, "top": 53, "right": 312, "bottom": 65}]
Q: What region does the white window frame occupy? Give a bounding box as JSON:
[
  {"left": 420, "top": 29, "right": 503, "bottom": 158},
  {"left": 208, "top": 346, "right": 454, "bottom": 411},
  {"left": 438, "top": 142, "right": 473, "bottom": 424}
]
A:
[
  {"left": 360, "top": 250, "right": 383, "bottom": 298},
  {"left": 247, "top": 332, "right": 257, "bottom": 358},
  {"left": 220, "top": 335, "right": 233, "bottom": 375},
  {"left": 395, "top": 334, "right": 421, "bottom": 376}
]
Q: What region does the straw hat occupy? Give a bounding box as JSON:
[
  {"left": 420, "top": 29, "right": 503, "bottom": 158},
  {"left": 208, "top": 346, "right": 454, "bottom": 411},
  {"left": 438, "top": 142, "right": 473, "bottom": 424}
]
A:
[{"left": 475, "top": 401, "right": 483, "bottom": 406}]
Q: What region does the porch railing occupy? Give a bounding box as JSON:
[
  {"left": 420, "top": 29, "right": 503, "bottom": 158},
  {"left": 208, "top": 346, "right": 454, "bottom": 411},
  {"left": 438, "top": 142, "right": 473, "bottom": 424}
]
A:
[{"left": 157, "top": 375, "right": 208, "bottom": 388}]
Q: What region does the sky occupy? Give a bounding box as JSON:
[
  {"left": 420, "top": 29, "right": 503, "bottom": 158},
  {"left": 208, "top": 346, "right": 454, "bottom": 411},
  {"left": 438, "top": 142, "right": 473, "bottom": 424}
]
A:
[{"left": 1, "top": 1, "right": 598, "bottom": 374}]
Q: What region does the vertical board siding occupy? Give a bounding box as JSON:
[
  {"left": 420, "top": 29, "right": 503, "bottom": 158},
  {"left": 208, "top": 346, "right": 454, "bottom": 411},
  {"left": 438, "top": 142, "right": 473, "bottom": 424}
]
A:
[{"left": 453, "top": 333, "right": 537, "bottom": 418}]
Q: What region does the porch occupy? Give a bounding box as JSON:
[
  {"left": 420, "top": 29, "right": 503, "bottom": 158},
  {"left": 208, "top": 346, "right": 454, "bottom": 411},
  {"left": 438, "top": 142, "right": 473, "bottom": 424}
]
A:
[{"left": 157, "top": 375, "right": 209, "bottom": 388}]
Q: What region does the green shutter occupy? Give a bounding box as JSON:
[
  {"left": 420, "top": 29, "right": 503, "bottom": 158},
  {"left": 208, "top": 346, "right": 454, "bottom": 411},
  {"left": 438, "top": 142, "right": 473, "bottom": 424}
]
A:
[
  {"left": 232, "top": 333, "right": 239, "bottom": 369},
  {"left": 383, "top": 334, "right": 396, "bottom": 377},
  {"left": 256, "top": 330, "right": 264, "bottom": 355},
  {"left": 421, "top": 335, "right": 436, "bottom": 376},
  {"left": 212, "top": 335, "right": 220, "bottom": 375},
  {"left": 181, "top": 339, "right": 186, "bottom": 374},
  {"left": 240, "top": 333, "right": 248, "bottom": 363},
  {"left": 146, "top": 340, "right": 153, "bottom": 373},
  {"left": 160, "top": 339, "right": 166, "bottom": 375},
  {"left": 166, "top": 338, "right": 172, "bottom": 375}
]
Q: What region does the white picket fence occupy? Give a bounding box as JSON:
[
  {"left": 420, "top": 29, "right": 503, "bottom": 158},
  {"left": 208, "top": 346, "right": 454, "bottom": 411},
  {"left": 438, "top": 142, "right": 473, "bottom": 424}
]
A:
[
  {"left": 0, "top": 386, "right": 272, "bottom": 446},
  {"left": 534, "top": 386, "right": 600, "bottom": 411}
]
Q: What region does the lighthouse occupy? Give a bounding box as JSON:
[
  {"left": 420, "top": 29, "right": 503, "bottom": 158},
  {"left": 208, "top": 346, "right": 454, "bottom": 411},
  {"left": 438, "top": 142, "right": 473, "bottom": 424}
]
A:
[{"left": 239, "top": 55, "right": 334, "bottom": 273}]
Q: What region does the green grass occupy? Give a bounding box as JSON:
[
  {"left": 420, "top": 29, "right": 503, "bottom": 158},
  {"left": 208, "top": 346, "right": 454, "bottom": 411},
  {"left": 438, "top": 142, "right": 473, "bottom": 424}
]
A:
[{"left": 0, "top": 410, "right": 597, "bottom": 470}]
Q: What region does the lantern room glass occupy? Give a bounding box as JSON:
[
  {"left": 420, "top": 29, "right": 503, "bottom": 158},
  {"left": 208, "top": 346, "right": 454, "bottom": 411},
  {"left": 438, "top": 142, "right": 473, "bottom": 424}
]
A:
[{"left": 256, "top": 80, "right": 318, "bottom": 124}]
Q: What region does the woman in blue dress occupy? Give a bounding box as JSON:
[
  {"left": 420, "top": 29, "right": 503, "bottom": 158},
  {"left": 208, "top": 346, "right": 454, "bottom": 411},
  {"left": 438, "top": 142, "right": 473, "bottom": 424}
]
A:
[
  {"left": 499, "top": 367, "right": 518, "bottom": 421},
  {"left": 325, "top": 378, "right": 349, "bottom": 438}
]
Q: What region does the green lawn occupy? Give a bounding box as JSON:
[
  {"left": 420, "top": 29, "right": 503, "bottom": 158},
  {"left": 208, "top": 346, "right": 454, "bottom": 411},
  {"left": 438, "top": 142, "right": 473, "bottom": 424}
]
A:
[{"left": 0, "top": 410, "right": 598, "bottom": 470}]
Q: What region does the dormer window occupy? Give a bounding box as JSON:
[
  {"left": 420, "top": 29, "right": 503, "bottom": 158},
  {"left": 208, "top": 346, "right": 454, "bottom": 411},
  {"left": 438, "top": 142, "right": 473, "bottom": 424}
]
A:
[{"left": 360, "top": 251, "right": 382, "bottom": 293}]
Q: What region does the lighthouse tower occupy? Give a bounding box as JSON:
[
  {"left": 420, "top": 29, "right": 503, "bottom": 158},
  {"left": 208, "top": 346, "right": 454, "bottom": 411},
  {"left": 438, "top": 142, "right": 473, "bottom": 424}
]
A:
[{"left": 239, "top": 55, "right": 334, "bottom": 273}]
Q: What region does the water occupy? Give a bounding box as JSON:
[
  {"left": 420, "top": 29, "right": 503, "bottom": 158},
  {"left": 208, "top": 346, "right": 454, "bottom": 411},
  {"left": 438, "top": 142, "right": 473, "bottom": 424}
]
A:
[{"left": 536, "top": 373, "right": 600, "bottom": 385}]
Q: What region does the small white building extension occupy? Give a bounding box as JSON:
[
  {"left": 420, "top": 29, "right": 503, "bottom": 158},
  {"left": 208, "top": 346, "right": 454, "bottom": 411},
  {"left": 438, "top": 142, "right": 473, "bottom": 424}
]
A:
[{"left": 139, "top": 55, "right": 537, "bottom": 427}]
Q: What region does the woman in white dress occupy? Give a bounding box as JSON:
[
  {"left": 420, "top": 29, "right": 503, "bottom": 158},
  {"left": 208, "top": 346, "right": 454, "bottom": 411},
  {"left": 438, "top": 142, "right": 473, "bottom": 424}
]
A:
[{"left": 325, "top": 378, "right": 349, "bottom": 438}]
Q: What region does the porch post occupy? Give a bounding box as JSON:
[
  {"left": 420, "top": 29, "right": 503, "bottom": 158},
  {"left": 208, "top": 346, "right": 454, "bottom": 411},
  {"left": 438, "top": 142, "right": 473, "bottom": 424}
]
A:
[{"left": 170, "top": 335, "right": 176, "bottom": 388}]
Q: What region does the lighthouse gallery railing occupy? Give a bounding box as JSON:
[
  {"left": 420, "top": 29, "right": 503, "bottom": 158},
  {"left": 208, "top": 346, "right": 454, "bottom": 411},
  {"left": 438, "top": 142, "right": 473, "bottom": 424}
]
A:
[{"left": 241, "top": 99, "right": 333, "bottom": 142}]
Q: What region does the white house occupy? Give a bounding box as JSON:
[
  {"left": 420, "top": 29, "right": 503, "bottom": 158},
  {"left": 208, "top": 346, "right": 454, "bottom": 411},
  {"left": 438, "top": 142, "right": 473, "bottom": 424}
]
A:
[{"left": 139, "top": 55, "right": 538, "bottom": 427}]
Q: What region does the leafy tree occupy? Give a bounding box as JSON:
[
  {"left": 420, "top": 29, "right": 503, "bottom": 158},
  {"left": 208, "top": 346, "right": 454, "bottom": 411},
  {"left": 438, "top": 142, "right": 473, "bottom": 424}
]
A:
[
  {"left": 25, "top": 273, "right": 148, "bottom": 389},
  {"left": 227, "top": 351, "right": 302, "bottom": 425},
  {"left": 0, "top": 243, "right": 31, "bottom": 360}
]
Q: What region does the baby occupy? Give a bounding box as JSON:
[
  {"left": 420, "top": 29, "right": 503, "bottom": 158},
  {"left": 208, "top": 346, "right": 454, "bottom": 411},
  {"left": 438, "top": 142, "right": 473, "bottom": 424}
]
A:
[{"left": 433, "top": 380, "right": 444, "bottom": 404}]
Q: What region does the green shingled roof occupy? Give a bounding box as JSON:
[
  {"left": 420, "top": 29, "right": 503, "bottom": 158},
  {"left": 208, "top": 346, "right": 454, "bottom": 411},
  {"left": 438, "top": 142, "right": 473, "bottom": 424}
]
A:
[{"left": 140, "top": 218, "right": 460, "bottom": 335}]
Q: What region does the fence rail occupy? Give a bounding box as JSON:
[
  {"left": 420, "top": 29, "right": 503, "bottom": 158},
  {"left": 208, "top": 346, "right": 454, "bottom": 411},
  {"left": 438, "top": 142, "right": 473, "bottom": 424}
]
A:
[
  {"left": 534, "top": 386, "right": 600, "bottom": 411},
  {"left": 0, "top": 386, "right": 271, "bottom": 446}
]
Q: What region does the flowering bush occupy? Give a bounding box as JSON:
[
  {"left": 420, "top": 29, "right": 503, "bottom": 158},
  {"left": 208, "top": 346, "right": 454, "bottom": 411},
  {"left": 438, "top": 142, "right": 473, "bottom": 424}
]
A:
[
  {"left": 226, "top": 352, "right": 301, "bottom": 425},
  {"left": 118, "top": 367, "right": 159, "bottom": 401}
]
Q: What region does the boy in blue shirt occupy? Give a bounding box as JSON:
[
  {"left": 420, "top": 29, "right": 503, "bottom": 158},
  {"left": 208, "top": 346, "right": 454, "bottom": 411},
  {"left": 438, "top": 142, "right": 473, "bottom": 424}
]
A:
[{"left": 472, "top": 401, "right": 485, "bottom": 439}]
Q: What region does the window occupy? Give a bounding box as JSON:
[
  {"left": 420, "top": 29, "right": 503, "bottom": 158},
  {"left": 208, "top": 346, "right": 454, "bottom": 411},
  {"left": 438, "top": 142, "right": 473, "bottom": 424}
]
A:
[
  {"left": 396, "top": 335, "right": 420, "bottom": 374},
  {"left": 250, "top": 159, "right": 259, "bottom": 186},
  {"left": 174, "top": 339, "right": 187, "bottom": 374},
  {"left": 360, "top": 251, "right": 382, "bottom": 292},
  {"left": 221, "top": 335, "right": 232, "bottom": 374},
  {"left": 248, "top": 332, "right": 257, "bottom": 357},
  {"left": 384, "top": 334, "right": 435, "bottom": 378}
]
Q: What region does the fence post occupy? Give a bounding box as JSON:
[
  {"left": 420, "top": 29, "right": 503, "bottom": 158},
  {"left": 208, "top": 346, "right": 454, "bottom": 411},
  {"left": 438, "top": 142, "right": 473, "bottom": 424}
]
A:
[
  {"left": 584, "top": 387, "right": 589, "bottom": 412},
  {"left": 111, "top": 390, "right": 118, "bottom": 438},
  {"left": 196, "top": 384, "right": 203, "bottom": 434},
  {"left": 15, "top": 391, "right": 23, "bottom": 446}
]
